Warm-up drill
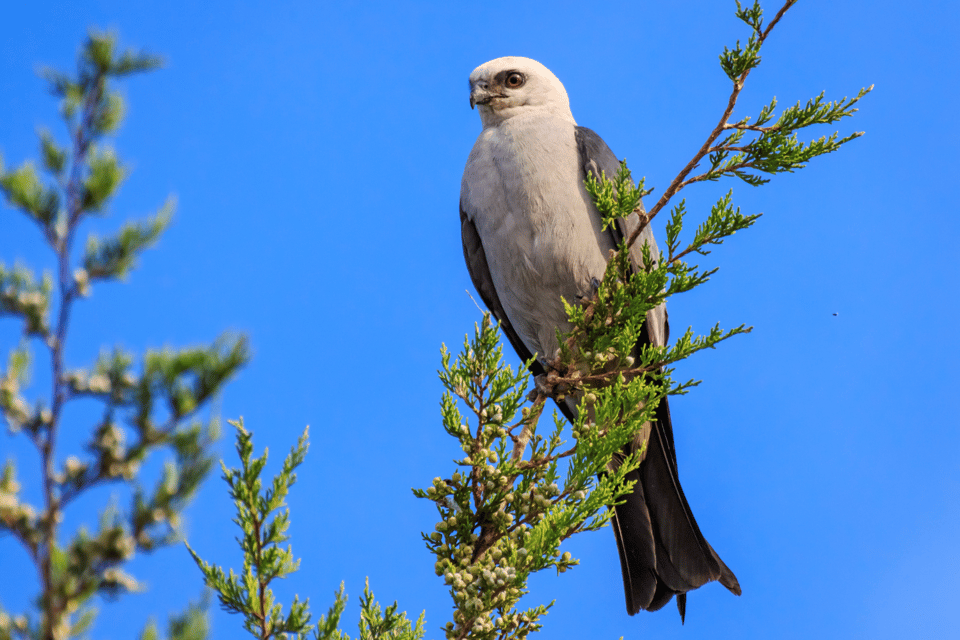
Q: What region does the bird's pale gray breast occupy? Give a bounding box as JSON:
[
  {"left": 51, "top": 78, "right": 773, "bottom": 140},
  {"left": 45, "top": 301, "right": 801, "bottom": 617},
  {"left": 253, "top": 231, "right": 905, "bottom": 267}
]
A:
[{"left": 461, "top": 113, "right": 615, "bottom": 360}]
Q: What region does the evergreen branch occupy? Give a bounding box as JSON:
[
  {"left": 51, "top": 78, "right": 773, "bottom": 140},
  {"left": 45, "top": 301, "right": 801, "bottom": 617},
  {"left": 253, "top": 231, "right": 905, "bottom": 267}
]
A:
[
  {"left": 0, "top": 160, "right": 60, "bottom": 244},
  {"left": 37, "top": 34, "right": 113, "bottom": 637},
  {"left": 0, "top": 31, "right": 243, "bottom": 640},
  {"left": 312, "top": 584, "right": 347, "bottom": 640},
  {"left": 0, "top": 458, "right": 42, "bottom": 560},
  {"left": 188, "top": 423, "right": 423, "bottom": 640},
  {"left": 349, "top": 579, "right": 426, "bottom": 640},
  {"left": 584, "top": 163, "right": 649, "bottom": 231},
  {"left": 0, "top": 263, "right": 53, "bottom": 338},
  {"left": 686, "top": 88, "right": 872, "bottom": 187},
  {"left": 82, "top": 198, "right": 174, "bottom": 282},
  {"left": 56, "top": 336, "right": 249, "bottom": 509},
  {"left": 423, "top": 316, "right": 655, "bottom": 639},
  {"left": 668, "top": 190, "right": 762, "bottom": 263},
  {"left": 625, "top": 0, "right": 801, "bottom": 250},
  {"left": 138, "top": 594, "right": 211, "bottom": 640},
  {"left": 187, "top": 418, "right": 314, "bottom": 640}
]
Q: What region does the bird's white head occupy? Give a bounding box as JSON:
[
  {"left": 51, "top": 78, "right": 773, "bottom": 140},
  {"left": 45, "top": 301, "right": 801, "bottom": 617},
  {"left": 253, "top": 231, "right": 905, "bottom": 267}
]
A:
[{"left": 468, "top": 57, "right": 574, "bottom": 129}]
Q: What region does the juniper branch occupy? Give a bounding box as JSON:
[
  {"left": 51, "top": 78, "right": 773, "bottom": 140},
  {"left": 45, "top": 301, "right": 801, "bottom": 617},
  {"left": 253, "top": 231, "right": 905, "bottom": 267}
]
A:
[
  {"left": 1, "top": 31, "right": 247, "bottom": 640},
  {"left": 624, "top": 0, "right": 869, "bottom": 249}
]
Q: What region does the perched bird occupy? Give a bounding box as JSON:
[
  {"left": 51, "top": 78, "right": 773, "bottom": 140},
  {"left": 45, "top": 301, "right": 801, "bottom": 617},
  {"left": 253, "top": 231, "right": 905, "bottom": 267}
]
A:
[{"left": 459, "top": 56, "right": 740, "bottom": 620}]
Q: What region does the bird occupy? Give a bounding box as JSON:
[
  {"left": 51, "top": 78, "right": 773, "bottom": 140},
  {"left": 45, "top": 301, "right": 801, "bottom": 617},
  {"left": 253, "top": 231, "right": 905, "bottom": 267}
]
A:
[{"left": 459, "top": 56, "right": 740, "bottom": 621}]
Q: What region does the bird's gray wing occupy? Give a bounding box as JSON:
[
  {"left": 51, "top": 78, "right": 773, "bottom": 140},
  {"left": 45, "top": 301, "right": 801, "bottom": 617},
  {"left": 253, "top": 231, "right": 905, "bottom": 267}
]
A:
[
  {"left": 573, "top": 125, "right": 666, "bottom": 335},
  {"left": 574, "top": 126, "right": 740, "bottom": 618},
  {"left": 461, "top": 202, "right": 546, "bottom": 379}
]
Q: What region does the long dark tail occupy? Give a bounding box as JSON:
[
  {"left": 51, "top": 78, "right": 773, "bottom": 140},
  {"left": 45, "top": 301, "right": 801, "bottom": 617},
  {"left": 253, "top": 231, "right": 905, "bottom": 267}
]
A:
[{"left": 610, "top": 395, "right": 740, "bottom": 621}]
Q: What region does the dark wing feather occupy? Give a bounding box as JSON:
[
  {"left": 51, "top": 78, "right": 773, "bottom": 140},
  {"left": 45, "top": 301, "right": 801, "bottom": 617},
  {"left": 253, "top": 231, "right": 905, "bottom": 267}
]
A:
[
  {"left": 574, "top": 127, "right": 740, "bottom": 618},
  {"left": 460, "top": 203, "right": 546, "bottom": 379}
]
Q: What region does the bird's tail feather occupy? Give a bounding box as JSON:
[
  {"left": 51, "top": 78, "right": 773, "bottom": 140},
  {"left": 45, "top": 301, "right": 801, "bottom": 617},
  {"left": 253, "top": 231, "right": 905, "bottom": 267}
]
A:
[{"left": 611, "top": 397, "right": 740, "bottom": 619}]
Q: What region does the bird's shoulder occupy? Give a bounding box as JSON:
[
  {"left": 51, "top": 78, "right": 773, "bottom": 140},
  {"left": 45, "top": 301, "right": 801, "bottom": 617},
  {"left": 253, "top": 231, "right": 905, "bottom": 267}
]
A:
[{"left": 573, "top": 126, "right": 623, "bottom": 181}]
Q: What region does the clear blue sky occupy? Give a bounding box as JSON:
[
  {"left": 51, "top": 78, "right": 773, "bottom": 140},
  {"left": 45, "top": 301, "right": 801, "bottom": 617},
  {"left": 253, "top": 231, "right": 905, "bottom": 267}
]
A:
[{"left": 2, "top": 1, "right": 958, "bottom": 638}]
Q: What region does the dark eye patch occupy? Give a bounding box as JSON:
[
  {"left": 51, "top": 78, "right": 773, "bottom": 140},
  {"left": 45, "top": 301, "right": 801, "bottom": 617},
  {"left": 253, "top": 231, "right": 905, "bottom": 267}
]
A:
[{"left": 494, "top": 69, "right": 526, "bottom": 90}]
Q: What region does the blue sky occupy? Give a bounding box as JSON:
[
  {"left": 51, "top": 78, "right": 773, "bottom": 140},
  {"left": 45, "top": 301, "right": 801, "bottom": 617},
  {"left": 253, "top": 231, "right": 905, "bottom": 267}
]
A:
[{"left": 2, "top": 1, "right": 958, "bottom": 638}]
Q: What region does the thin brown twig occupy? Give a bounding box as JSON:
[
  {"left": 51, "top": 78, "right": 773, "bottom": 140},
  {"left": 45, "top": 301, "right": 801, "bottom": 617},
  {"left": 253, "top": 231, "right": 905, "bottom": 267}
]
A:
[
  {"left": 669, "top": 232, "right": 732, "bottom": 263},
  {"left": 551, "top": 364, "right": 661, "bottom": 388},
  {"left": 762, "top": 0, "right": 797, "bottom": 40},
  {"left": 709, "top": 144, "right": 752, "bottom": 153},
  {"left": 677, "top": 160, "right": 759, "bottom": 190},
  {"left": 511, "top": 394, "right": 545, "bottom": 461},
  {"left": 723, "top": 123, "right": 781, "bottom": 133},
  {"left": 471, "top": 384, "right": 489, "bottom": 511},
  {"left": 624, "top": 0, "right": 796, "bottom": 251},
  {"left": 250, "top": 508, "right": 271, "bottom": 640},
  {"left": 39, "top": 73, "right": 105, "bottom": 640},
  {"left": 515, "top": 443, "right": 579, "bottom": 471}
]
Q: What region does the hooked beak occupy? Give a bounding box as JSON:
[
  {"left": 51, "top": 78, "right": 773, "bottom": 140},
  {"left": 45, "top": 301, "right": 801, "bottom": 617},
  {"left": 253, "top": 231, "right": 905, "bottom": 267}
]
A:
[{"left": 469, "top": 84, "right": 496, "bottom": 109}]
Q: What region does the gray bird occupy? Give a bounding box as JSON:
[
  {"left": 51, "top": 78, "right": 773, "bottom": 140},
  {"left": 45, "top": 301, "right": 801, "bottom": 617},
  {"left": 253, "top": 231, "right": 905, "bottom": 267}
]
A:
[{"left": 459, "top": 56, "right": 740, "bottom": 620}]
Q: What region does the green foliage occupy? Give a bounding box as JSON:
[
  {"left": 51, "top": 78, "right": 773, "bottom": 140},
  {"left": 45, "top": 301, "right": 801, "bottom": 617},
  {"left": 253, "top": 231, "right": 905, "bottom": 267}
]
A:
[
  {"left": 560, "top": 0, "right": 867, "bottom": 401},
  {"left": 312, "top": 584, "right": 348, "bottom": 640},
  {"left": 312, "top": 580, "right": 425, "bottom": 640},
  {"left": 187, "top": 419, "right": 312, "bottom": 639},
  {"left": 0, "top": 455, "right": 40, "bottom": 558},
  {"left": 0, "top": 606, "right": 43, "bottom": 640},
  {"left": 416, "top": 316, "right": 652, "bottom": 639},
  {"left": 0, "top": 31, "right": 248, "bottom": 640},
  {"left": 82, "top": 198, "right": 173, "bottom": 281},
  {"left": 0, "top": 161, "right": 60, "bottom": 230},
  {"left": 138, "top": 595, "right": 211, "bottom": 640},
  {"left": 39, "top": 130, "right": 67, "bottom": 176},
  {"left": 558, "top": 177, "right": 752, "bottom": 400},
  {"left": 39, "top": 30, "right": 161, "bottom": 129},
  {"left": 719, "top": 0, "right": 797, "bottom": 81},
  {"left": 348, "top": 580, "right": 426, "bottom": 640},
  {"left": 0, "top": 263, "right": 53, "bottom": 337},
  {"left": 718, "top": 20, "right": 763, "bottom": 80},
  {"left": 188, "top": 421, "right": 425, "bottom": 640},
  {"left": 583, "top": 161, "right": 649, "bottom": 232},
  {"left": 704, "top": 88, "right": 871, "bottom": 187},
  {"left": 696, "top": 0, "right": 872, "bottom": 189}
]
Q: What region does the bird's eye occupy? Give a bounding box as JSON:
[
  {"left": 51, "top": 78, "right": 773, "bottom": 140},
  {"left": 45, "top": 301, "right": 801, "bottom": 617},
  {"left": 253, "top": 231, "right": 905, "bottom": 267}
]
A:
[{"left": 505, "top": 72, "right": 525, "bottom": 88}]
